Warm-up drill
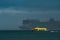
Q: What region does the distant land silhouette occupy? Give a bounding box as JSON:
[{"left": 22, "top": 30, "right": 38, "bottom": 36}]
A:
[{"left": 19, "top": 18, "right": 60, "bottom": 30}]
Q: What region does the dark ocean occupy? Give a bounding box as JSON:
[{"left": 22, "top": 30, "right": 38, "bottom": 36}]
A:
[{"left": 0, "top": 30, "right": 60, "bottom": 40}]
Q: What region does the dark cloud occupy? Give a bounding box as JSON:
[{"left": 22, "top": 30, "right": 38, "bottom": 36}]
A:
[{"left": 0, "top": 0, "right": 60, "bottom": 10}]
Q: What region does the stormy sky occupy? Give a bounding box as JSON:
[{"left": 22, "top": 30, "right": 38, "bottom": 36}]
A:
[{"left": 0, "top": 0, "right": 60, "bottom": 30}]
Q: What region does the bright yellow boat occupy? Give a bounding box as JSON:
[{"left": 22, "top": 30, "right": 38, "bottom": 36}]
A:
[{"left": 33, "top": 26, "right": 48, "bottom": 31}]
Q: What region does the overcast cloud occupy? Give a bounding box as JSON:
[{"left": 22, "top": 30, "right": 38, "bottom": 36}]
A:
[{"left": 0, "top": 0, "right": 60, "bottom": 30}]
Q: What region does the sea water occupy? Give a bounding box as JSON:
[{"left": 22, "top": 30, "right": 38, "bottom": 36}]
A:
[{"left": 0, "top": 30, "right": 60, "bottom": 40}]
